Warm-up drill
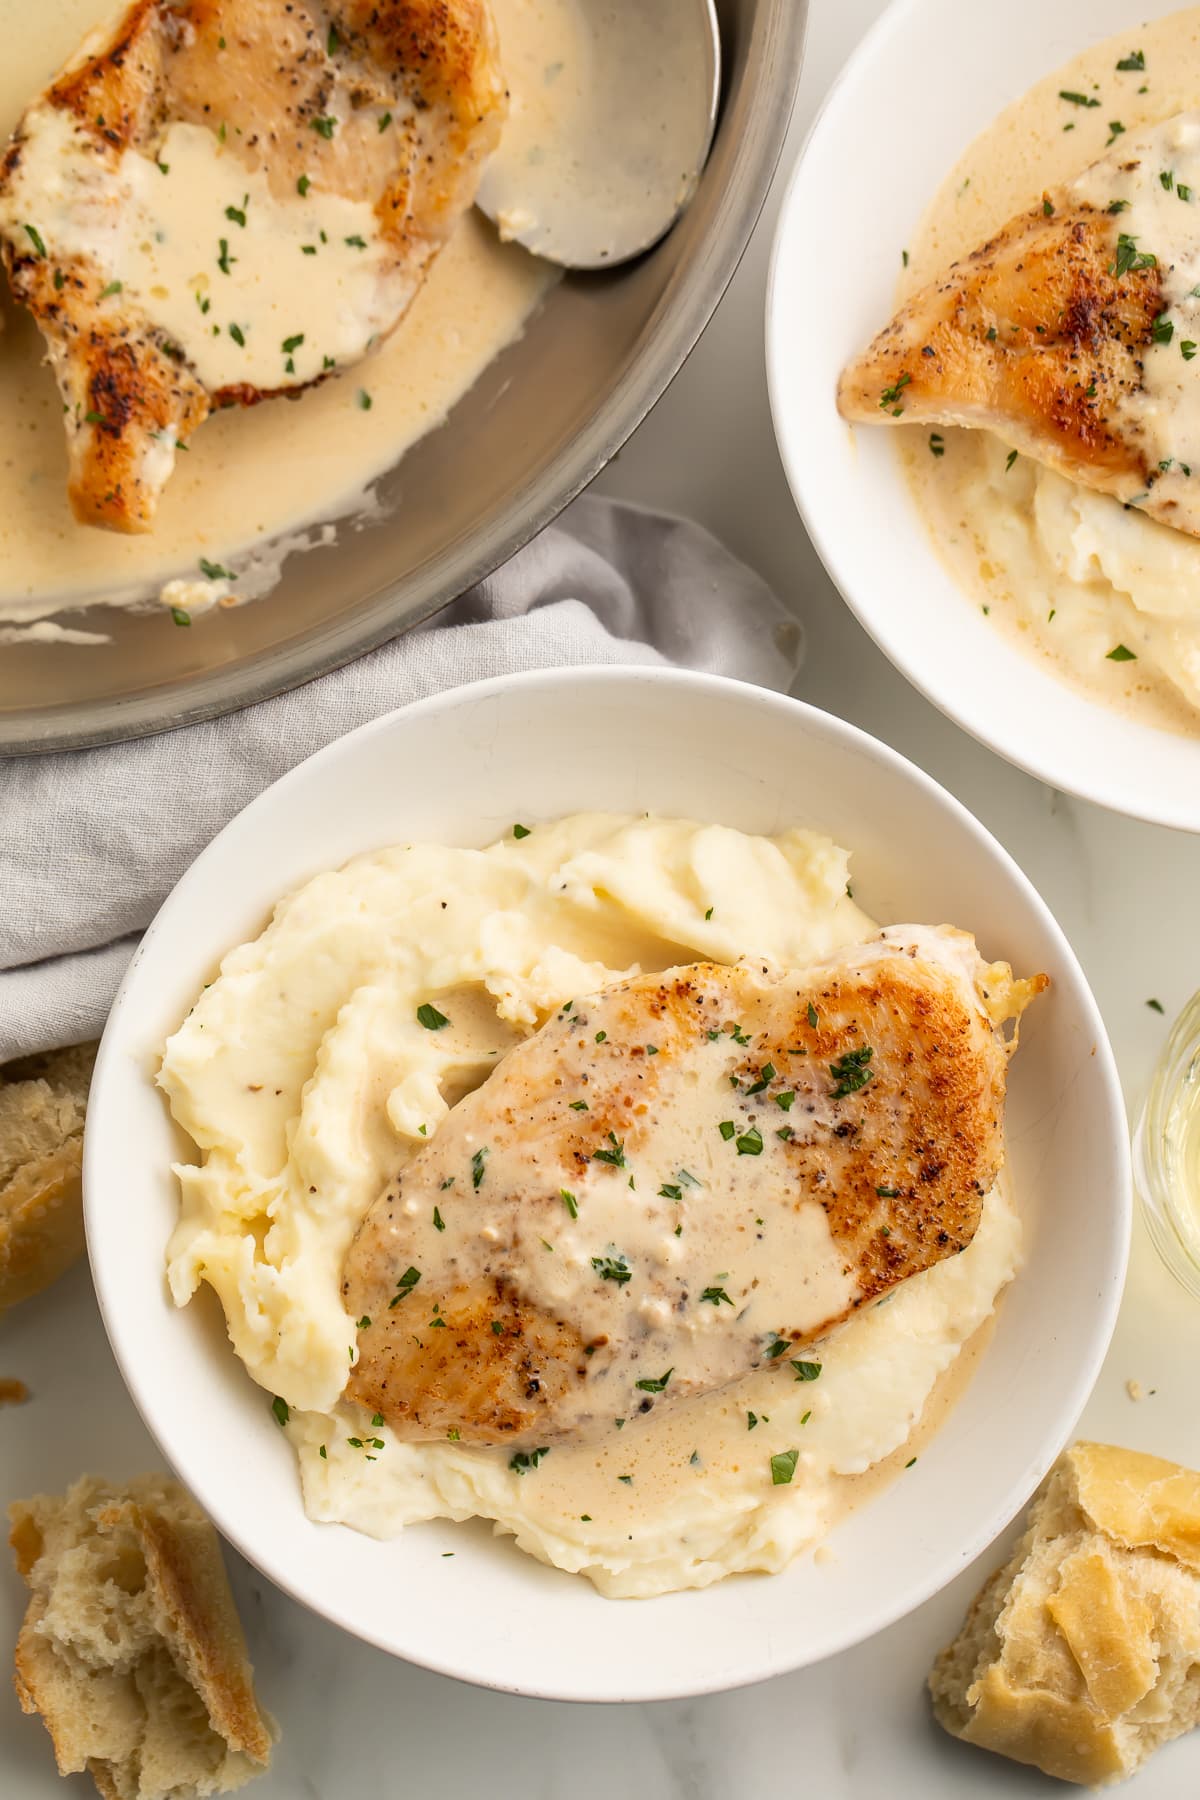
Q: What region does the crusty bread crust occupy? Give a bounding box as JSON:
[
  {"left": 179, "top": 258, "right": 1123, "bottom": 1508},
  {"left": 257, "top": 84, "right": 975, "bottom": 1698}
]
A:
[
  {"left": 0, "top": 1039, "right": 97, "bottom": 1309},
  {"left": 929, "top": 1441, "right": 1200, "bottom": 1786},
  {"left": 9, "top": 1473, "right": 275, "bottom": 1800}
]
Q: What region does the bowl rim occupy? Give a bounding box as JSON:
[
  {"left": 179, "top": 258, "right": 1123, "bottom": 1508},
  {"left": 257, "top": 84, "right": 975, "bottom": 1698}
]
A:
[
  {"left": 11, "top": 0, "right": 809, "bottom": 756},
  {"left": 83, "top": 665, "right": 1132, "bottom": 1699},
  {"left": 763, "top": 0, "right": 1200, "bottom": 835}
]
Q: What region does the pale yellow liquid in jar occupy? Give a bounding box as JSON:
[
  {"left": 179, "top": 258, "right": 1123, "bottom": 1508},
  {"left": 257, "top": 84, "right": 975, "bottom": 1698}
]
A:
[
  {"left": 0, "top": 0, "right": 558, "bottom": 625},
  {"left": 1163, "top": 1045, "right": 1200, "bottom": 1269}
]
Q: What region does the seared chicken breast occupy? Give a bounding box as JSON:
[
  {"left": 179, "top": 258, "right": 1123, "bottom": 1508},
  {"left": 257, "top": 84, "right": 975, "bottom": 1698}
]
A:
[
  {"left": 343, "top": 927, "right": 1045, "bottom": 1448},
  {"left": 839, "top": 113, "right": 1200, "bottom": 538},
  {"left": 0, "top": 0, "right": 505, "bottom": 531}
]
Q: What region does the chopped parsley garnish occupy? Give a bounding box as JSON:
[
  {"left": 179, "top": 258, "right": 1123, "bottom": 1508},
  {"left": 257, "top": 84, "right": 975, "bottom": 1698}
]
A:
[
  {"left": 718, "top": 1120, "right": 736, "bottom": 1141},
  {"left": 659, "top": 1183, "right": 683, "bottom": 1201},
  {"left": 297, "top": 174, "right": 311, "bottom": 196},
  {"left": 1108, "top": 198, "right": 1130, "bottom": 214},
  {"left": 319, "top": 1444, "right": 327, "bottom": 1458},
  {"left": 225, "top": 202, "right": 247, "bottom": 227},
  {"left": 747, "top": 1412, "right": 759, "bottom": 1430},
  {"left": 271, "top": 1396, "right": 289, "bottom": 1427},
  {"left": 311, "top": 115, "right": 337, "bottom": 138},
  {"left": 746, "top": 1062, "right": 777, "bottom": 1095},
  {"left": 905, "top": 1457, "right": 918, "bottom": 1469},
  {"left": 829, "top": 1044, "right": 874, "bottom": 1098},
  {"left": 591, "top": 1254, "right": 631, "bottom": 1286},
  {"left": 199, "top": 558, "right": 234, "bottom": 581},
  {"left": 1042, "top": 197, "right": 1054, "bottom": 217},
  {"left": 509, "top": 1447, "right": 550, "bottom": 1475},
  {"left": 618, "top": 1474, "right": 633, "bottom": 1486},
  {"left": 217, "top": 237, "right": 234, "bottom": 274},
  {"left": 929, "top": 432, "right": 945, "bottom": 457},
  {"left": 806, "top": 1002, "right": 818, "bottom": 1029},
  {"left": 379, "top": 110, "right": 393, "bottom": 131},
  {"left": 471, "top": 1147, "right": 488, "bottom": 1189},
  {"left": 327, "top": 22, "right": 340, "bottom": 53},
  {"left": 593, "top": 1132, "right": 626, "bottom": 1167},
  {"left": 595, "top": 1030, "right": 607, "bottom": 1043},
  {"left": 634, "top": 1369, "right": 673, "bottom": 1393},
  {"left": 23, "top": 223, "right": 46, "bottom": 258},
  {"left": 229, "top": 322, "right": 246, "bottom": 346},
  {"left": 1107, "top": 644, "right": 1137, "bottom": 661},
  {"left": 704, "top": 905, "right": 714, "bottom": 919},
  {"left": 876, "top": 1185, "right": 900, "bottom": 1198},
  {"left": 735, "top": 1125, "right": 764, "bottom": 1157},
  {"left": 490, "top": 1321, "right": 503, "bottom": 1336},
  {"left": 1147, "top": 998, "right": 1165, "bottom": 1013},
  {"left": 569, "top": 1099, "right": 588, "bottom": 1111},
  {"left": 775, "top": 1091, "right": 795, "bottom": 1111},
  {"left": 99, "top": 280, "right": 122, "bottom": 299},
  {"left": 1112, "top": 233, "right": 1156, "bottom": 277},
  {"left": 388, "top": 1265, "right": 421, "bottom": 1308},
  {"left": 791, "top": 1360, "right": 822, "bottom": 1383},
  {"left": 1183, "top": 341, "right": 1199, "bottom": 361},
  {"left": 1152, "top": 313, "right": 1175, "bottom": 345},
  {"left": 878, "top": 371, "right": 911, "bottom": 414},
  {"left": 1005, "top": 449, "right": 1019, "bottom": 472},
  {"left": 170, "top": 607, "right": 191, "bottom": 628},
  {"left": 1161, "top": 170, "right": 1176, "bottom": 192},
  {"left": 559, "top": 1189, "right": 579, "bottom": 1219},
  {"left": 700, "top": 1285, "right": 734, "bottom": 1306},
  {"left": 1116, "top": 50, "right": 1145, "bottom": 72},
  {"left": 281, "top": 333, "right": 305, "bottom": 355},
  {"left": 417, "top": 1002, "right": 450, "bottom": 1030},
  {"left": 1058, "top": 90, "right": 1099, "bottom": 107},
  {"left": 770, "top": 1449, "right": 799, "bottom": 1486},
  {"left": 345, "top": 234, "right": 368, "bottom": 249},
  {"left": 432, "top": 1206, "right": 445, "bottom": 1232},
  {"left": 512, "top": 822, "right": 531, "bottom": 838},
  {"left": 766, "top": 1336, "right": 790, "bottom": 1359},
  {"left": 356, "top": 1316, "right": 371, "bottom": 1329}
]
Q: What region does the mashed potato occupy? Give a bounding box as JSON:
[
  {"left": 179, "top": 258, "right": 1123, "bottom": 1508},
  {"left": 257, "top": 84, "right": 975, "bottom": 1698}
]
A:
[
  {"left": 161, "top": 813, "right": 1019, "bottom": 1598},
  {"left": 907, "top": 430, "right": 1200, "bottom": 729}
]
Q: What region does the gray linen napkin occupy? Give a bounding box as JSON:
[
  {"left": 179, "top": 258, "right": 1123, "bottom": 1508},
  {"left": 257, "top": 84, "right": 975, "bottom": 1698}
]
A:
[{"left": 0, "top": 496, "right": 801, "bottom": 1062}]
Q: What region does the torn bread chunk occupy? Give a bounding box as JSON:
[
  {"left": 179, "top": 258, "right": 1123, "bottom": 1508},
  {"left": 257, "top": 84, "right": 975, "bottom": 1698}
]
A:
[
  {"left": 0, "top": 1039, "right": 97, "bottom": 1310},
  {"left": 10, "top": 1474, "right": 275, "bottom": 1800},
  {"left": 929, "top": 1441, "right": 1200, "bottom": 1786}
]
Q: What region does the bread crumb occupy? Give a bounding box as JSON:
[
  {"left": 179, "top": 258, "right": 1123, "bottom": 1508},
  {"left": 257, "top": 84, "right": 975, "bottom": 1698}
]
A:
[{"left": 0, "top": 1377, "right": 28, "bottom": 1405}]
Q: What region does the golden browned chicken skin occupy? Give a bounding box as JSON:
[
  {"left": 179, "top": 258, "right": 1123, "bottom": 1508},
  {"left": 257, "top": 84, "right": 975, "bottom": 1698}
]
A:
[
  {"left": 342, "top": 927, "right": 1044, "bottom": 1449},
  {"left": 0, "top": 0, "right": 505, "bottom": 531},
  {"left": 839, "top": 201, "right": 1165, "bottom": 504}
]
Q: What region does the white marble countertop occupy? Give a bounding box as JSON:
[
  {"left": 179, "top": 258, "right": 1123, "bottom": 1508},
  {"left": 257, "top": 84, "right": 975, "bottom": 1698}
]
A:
[{"left": 5, "top": 2, "right": 1200, "bottom": 1795}]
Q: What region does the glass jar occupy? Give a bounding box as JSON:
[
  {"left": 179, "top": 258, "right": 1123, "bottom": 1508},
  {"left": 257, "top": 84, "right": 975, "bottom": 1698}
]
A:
[{"left": 1134, "top": 991, "right": 1200, "bottom": 1300}]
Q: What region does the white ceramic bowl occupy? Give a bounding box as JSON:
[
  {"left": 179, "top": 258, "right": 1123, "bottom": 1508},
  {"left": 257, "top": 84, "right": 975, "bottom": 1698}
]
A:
[
  {"left": 767, "top": 0, "right": 1200, "bottom": 833},
  {"left": 85, "top": 668, "right": 1130, "bottom": 1700}
]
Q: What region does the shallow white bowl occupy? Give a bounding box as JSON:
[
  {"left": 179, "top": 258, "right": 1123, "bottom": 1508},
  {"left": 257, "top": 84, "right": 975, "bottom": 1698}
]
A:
[
  {"left": 767, "top": 0, "right": 1200, "bottom": 833},
  {"left": 85, "top": 668, "right": 1129, "bottom": 1700}
]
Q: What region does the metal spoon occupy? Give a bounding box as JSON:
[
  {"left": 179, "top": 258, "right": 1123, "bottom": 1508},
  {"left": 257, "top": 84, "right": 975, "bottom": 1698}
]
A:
[{"left": 476, "top": 0, "right": 722, "bottom": 270}]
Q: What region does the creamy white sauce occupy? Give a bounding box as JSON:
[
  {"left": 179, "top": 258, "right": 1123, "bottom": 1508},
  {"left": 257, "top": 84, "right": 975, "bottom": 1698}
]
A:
[
  {"left": 901, "top": 9, "right": 1200, "bottom": 734},
  {"left": 160, "top": 814, "right": 1020, "bottom": 1597},
  {"left": 0, "top": 0, "right": 557, "bottom": 623},
  {"left": 477, "top": 0, "right": 714, "bottom": 264},
  {"left": 2, "top": 108, "right": 404, "bottom": 391}
]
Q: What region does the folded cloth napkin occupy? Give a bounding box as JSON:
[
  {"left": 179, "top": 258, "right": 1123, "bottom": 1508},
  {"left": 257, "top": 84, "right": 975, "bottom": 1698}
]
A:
[{"left": 0, "top": 496, "right": 802, "bottom": 1063}]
